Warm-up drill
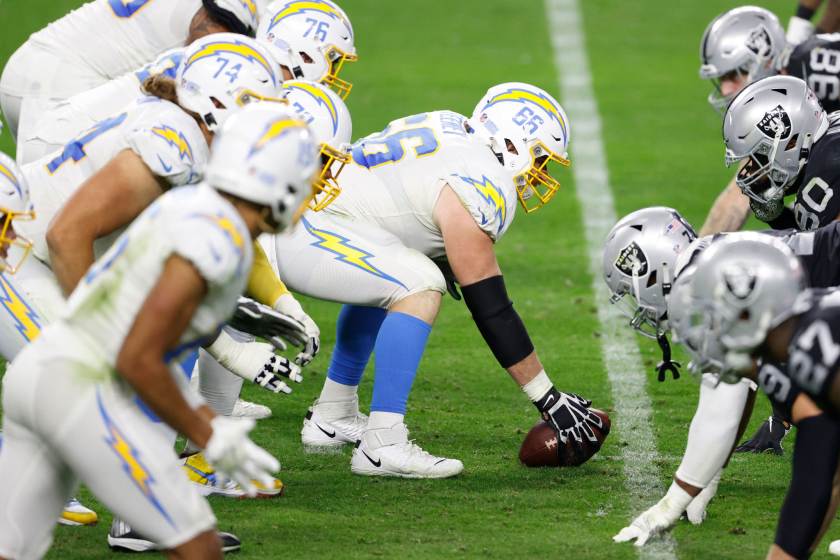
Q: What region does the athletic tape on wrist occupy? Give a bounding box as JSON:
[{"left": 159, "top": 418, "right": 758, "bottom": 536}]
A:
[{"left": 461, "top": 275, "right": 534, "bottom": 368}]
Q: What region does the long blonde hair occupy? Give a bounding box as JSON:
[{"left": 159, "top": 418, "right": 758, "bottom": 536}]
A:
[{"left": 141, "top": 75, "right": 203, "bottom": 127}]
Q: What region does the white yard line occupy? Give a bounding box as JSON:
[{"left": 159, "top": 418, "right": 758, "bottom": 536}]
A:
[{"left": 544, "top": 0, "right": 677, "bottom": 557}]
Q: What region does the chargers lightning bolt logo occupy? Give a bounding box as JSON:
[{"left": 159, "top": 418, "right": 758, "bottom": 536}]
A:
[
  {"left": 0, "top": 161, "right": 22, "bottom": 197},
  {"left": 268, "top": 1, "right": 353, "bottom": 40},
  {"left": 453, "top": 175, "right": 508, "bottom": 233},
  {"left": 480, "top": 88, "right": 567, "bottom": 140},
  {"left": 250, "top": 119, "right": 307, "bottom": 157},
  {"left": 237, "top": 0, "right": 258, "bottom": 21},
  {"left": 151, "top": 126, "right": 195, "bottom": 165},
  {"left": 98, "top": 389, "right": 176, "bottom": 528},
  {"left": 0, "top": 274, "right": 41, "bottom": 342},
  {"left": 302, "top": 217, "right": 406, "bottom": 288},
  {"left": 285, "top": 82, "right": 339, "bottom": 136},
  {"left": 183, "top": 40, "right": 276, "bottom": 86}
]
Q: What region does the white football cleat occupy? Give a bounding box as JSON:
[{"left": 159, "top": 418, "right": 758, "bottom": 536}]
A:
[
  {"left": 58, "top": 496, "right": 98, "bottom": 526},
  {"left": 231, "top": 398, "right": 272, "bottom": 419},
  {"left": 351, "top": 423, "right": 464, "bottom": 478},
  {"left": 108, "top": 518, "right": 242, "bottom": 553},
  {"left": 301, "top": 397, "right": 368, "bottom": 446},
  {"left": 182, "top": 452, "right": 283, "bottom": 498}
]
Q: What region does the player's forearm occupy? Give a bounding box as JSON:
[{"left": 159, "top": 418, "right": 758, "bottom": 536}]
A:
[
  {"left": 46, "top": 228, "right": 97, "bottom": 296},
  {"left": 819, "top": 0, "right": 840, "bottom": 32},
  {"left": 699, "top": 178, "right": 751, "bottom": 236}
]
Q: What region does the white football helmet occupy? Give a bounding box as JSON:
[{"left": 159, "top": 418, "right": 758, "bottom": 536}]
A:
[
  {"left": 177, "top": 34, "right": 285, "bottom": 132},
  {"left": 0, "top": 152, "right": 34, "bottom": 274},
  {"left": 699, "top": 6, "right": 786, "bottom": 115},
  {"left": 602, "top": 207, "right": 697, "bottom": 339},
  {"left": 468, "top": 82, "right": 571, "bottom": 213},
  {"left": 205, "top": 104, "right": 318, "bottom": 232},
  {"left": 258, "top": 0, "right": 357, "bottom": 99},
  {"left": 202, "top": 0, "right": 268, "bottom": 37},
  {"left": 283, "top": 80, "right": 351, "bottom": 210}
]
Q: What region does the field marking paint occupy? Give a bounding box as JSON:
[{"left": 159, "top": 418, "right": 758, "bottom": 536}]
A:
[{"left": 545, "top": 0, "right": 677, "bottom": 557}]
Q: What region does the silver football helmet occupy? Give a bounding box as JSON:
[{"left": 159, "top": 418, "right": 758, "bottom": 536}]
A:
[
  {"left": 602, "top": 207, "right": 697, "bottom": 339},
  {"left": 723, "top": 75, "right": 828, "bottom": 205},
  {"left": 699, "top": 6, "right": 786, "bottom": 115},
  {"left": 687, "top": 234, "right": 810, "bottom": 382}
]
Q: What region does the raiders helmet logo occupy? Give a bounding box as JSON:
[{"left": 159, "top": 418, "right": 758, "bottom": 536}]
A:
[
  {"left": 723, "top": 266, "right": 758, "bottom": 301},
  {"left": 756, "top": 105, "right": 792, "bottom": 140},
  {"left": 615, "top": 241, "right": 649, "bottom": 277},
  {"left": 745, "top": 26, "right": 773, "bottom": 58}
]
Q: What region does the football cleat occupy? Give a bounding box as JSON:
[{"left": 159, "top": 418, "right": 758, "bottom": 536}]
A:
[
  {"left": 351, "top": 424, "right": 464, "bottom": 479},
  {"left": 231, "top": 398, "right": 272, "bottom": 419},
  {"left": 57, "top": 497, "right": 98, "bottom": 526},
  {"left": 181, "top": 452, "right": 283, "bottom": 498},
  {"left": 302, "top": 397, "right": 368, "bottom": 446},
  {"left": 108, "top": 518, "right": 242, "bottom": 553}
]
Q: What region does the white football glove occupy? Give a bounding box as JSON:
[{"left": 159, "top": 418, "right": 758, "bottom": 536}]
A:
[
  {"left": 685, "top": 469, "right": 722, "bottom": 524},
  {"left": 229, "top": 296, "right": 307, "bottom": 351},
  {"left": 273, "top": 293, "right": 320, "bottom": 367},
  {"left": 787, "top": 16, "right": 815, "bottom": 46},
  {"left": 203, "top": 416, "right": 280, "bottom": 497},
  {"left": 613, "top": 481, "right": 693, "bottom": 546},
  {"left": 206, "top": 331, "right": 303, "bottom": 394}
]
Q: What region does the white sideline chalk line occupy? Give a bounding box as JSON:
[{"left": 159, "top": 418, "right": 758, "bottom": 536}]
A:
[{"left": 545, "top": 0, "right": 677, "bottom": 557}]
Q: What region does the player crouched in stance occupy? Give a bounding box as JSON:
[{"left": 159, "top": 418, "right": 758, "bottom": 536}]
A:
[
  {"left": 0, "top": 106, "right": 318, "bottom": 560},
  {"left": 278, "top": 82, "right": 607, "bottom": 477},
  {"left": 679, "top": 236, "right": 840, "bottom": 559}
]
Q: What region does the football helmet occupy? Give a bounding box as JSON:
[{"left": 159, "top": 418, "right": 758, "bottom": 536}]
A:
[
  {"left": 602, "top": 207, "right": 697, "bottom": 339},
  {"left": 699, "top": 6, "right": 786, "bottom": 115},
  {"left": 723, "top": 75, "right": 827, "bottom": 205},
  {"left": 205, "top": 105, "right": 319, "bottom": 233},
  {"left": 202, "top": 0, "right": 267, "bottom": 37},
  {"left": 177, "top": 34, "right": 285, "bottom": 132},
  {"left": 687, "top": 234, "right": 810, "bottom": 382},
  {"left": 283, "top": 80, "right": 351, "bottom": 211},
  {"left": 468, "top": 82, "right": 571, "bottom": 213},
  {"left": 0, "top": 152, "right": 34, "bottom": 274},
  {"left": 257, "top": 0, "right": 357, "bottom": 99}
]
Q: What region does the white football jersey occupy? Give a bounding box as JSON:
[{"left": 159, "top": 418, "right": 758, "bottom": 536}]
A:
[
  {"left": 327, "top": 111, "right": 518, "bottom": 259},
  {"left": 26, "top": 49, "right": 186, "bottom": 149},
  {"left": 17, "top": 97, "right": 209, "bottom": 262},
  {"left": 62, "top": 184, "right": 252, "bottom": 368},
  {"left": 0, "top": 0, "right": 201, "bottom": 99}
]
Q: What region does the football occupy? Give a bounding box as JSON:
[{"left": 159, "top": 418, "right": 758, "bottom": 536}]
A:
[{"left": 518, "top": 409, "right": 611, "bottom": 468}]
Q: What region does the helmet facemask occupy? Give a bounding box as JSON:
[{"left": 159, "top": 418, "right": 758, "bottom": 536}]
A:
[
  {"left": 726, "top": 130, "right": 799, "bottom": 204},
  {"left": 514, "top": 142, "right": 570, "bottom": 213},
  {"left": 608, "top": 260, "right": 673, "bottom": 340},
  {"left": 322, "top": 46, "right": 357, "bottom": 100},
  {"left": 310, "top": 144, "right": 349, "bottom": 211},
  {"left": 0, "top": 208, "right": 35, "bottom": 274}
]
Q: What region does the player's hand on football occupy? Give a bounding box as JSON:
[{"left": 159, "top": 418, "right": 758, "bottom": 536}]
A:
[
  {"left": 229, "top": 296, "right": 307, "bottom": 350},
  {"left": 542, "top": 392, "right": 608, "bottom": 460},
  {"left": 613, "top": 482, "right": 693, "bottom": 546},
  {"left": 273, "top": 293, "right": 321, "bottom": 366},
  {"left": 685, "top": 470, "right": 721, "bottom": 525},
  {"left": 204, "top": 416, "right": 280, "bottom": 497}
]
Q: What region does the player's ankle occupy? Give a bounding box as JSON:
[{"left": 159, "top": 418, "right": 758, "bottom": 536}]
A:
[
  {"left": 367, "top": 411, "right": 404, "bottom": 431},
  {"left": 319, "top": 377, "right": 359, "bottom": 402}
]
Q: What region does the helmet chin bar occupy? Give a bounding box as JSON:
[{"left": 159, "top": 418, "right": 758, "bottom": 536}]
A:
[
  {"left": 728, "top": 132, "right": 791, "bottom": 204},
  {"left": 0, "top": 210, "right": 35, "bottom": 275},
  {"left": 309, "top": 144, "right": 348, "bottom": 212}
]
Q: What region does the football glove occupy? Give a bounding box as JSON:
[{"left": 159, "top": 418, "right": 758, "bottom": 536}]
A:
[
  {"left": 433, "top": 258, "right": 461, "bottom": 301},
  {"left": 734, "top": 413, "right": 791, "bottom": 456},
  {"left": 685, "top": 469, "right": 721, "bottom": 525},
  {"left": 749, "top": 196, "right": 785, "bottom": 223},
  {"left": 229, "top": 296, "right": 307, "bottom": 350},
  {"left": 205, "top": 331, "right": 303, "bottom": 394},
  {"left": 613, "top": 481, "right": 693, "bottom": 546},
  {"left": 537, "top": 389, "right": 608, "bottom": 460},
  {"left": 273, "top": 293, "right": 320, "bottom": 366},
  {"left": 203, "top": 416, "right": 280, "bottom": 497}
]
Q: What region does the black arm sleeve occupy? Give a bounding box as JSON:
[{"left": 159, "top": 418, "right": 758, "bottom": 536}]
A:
[
  {"left": 774, "top": 414, "right": 840, "bottom": 559},
  {"left": 461, "top": 275, "right": 534, "bottom": 369},
  {"left": 769, "top": 207, "right": 799, "bottom": 230}
]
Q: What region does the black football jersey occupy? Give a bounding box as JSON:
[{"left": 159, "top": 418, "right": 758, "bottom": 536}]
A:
[
  {"left": 787, "top": 290, "right": 840, "bottom": 408},
  {"left": 786, "top": 34, "right": 840, "bottom": 114},
  {"left": 791, "top": 112, "right": 840, "bottom": 230},
  {"left": 758, "top": 221, "right": 840, "bottom": 288}
]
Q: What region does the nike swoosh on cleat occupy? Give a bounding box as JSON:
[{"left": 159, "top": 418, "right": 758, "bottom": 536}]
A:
[
  {"left": 434, "top": 459, "right": 447, "bottom": 465},
  {"left": 362, "top": 450, "right": 381, "bottom": 467},
  {"left": 317, "top": 424, "right": 336, "bottom": 438}
]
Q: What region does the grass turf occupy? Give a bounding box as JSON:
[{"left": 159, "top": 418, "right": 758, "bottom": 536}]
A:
[{"left": 0, "top": 0, "right": 836, "bottom": 557}]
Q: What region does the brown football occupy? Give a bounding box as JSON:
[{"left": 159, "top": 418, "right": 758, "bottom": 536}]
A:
[{"left": 518, "top": 409, "right": 611, "bottom": 467}]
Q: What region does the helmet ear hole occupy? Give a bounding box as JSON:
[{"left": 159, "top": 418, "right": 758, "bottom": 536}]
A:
[
  {"left": 785, "top": 134, "right": 799, "bottom": 151},
  {"left": 210, "top": 97, "right": 226, "bottom": 109},
  {"left": 647, "top": 270, "right": 657, "bottom": 288}
]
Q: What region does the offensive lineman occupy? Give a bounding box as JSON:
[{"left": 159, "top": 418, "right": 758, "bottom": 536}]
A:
[
  {"left": 274, "top": 82, "right": 607, "bottom": 477},
  {"left": 0, "top": 105, "right": 317, "bottom": 560}
]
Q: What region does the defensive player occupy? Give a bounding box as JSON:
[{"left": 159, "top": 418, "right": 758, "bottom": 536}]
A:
[
  {"left": 257, "top": 0, "right": 357, "bottom": 98},
  {"left": 0, "top": 105, "right": 317, "bottom": 560},
  {"left": 273, "top": 82, "right": 606, "bottom": 477},
  {"left": 0, "top": 0, "right": 264, "bottom": 161}
]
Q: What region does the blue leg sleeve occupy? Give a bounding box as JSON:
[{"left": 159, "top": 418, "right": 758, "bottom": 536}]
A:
[
  {"left": 327, "top": 305, "right": 387, "bottom": 386},
  {"left": 370, "top": 312, "right": 432, "bottom": 414}
]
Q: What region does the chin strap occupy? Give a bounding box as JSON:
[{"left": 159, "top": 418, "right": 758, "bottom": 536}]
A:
[{"left": 656, "top": 334, "right": 681, "bottom": 382}]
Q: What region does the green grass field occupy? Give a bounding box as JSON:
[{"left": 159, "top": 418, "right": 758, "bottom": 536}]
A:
[{"left": 0, "top": 0, "right": 835, "bottom": 558}]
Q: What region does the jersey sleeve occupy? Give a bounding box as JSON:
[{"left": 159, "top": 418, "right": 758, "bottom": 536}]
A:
[
  {"left": 445, "top": 171, "right": 517, "bottom": 243},
  {"left": 124, "top": 102, "right": 208, "bottom": 187},
  {"left": 788, "top": 302, "right": 840, "bottom": 400}
]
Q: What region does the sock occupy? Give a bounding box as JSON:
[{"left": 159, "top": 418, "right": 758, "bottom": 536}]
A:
[
  {"left": 368, "top": 411, "right": 404, "bottom": 431},
  {"left": 322, "top": 304, "right": 386, "bottom": 392},
  {"left": 197, "top": 348, "right": 244, "bottom": 417},
  {"left": 370, "top": 312, "right": 431, "bottom": 415},
  {"left": 320, "top": 377, "right": 360, "bottom": 402}
]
